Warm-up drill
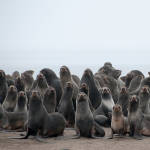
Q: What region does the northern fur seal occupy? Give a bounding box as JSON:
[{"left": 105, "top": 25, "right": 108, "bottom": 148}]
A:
[
  {"left": 81, "top": 69, "right": 101, "bottom": 109},
  {"left": 2, "top": 85, "right": 18, "bottom": 112},
  {"left": 43, "top": 86, "right": 56, "bottom": 113},
  {"left": 40, "top": 68, "right": 62, "bottom": 107},
  {"left": 19, "top": 91, "right": 65, "bottom": 139},
  {"left": 74, "top": 92, "right": 105, "bottom": 138},
  {"left": 0, "top": 70, "right": 8, "bottom": 104},
  {"left": 109, "top": 104, "right": 128, "bottom": 139},
  {"left": 58, "top": 82, "right": 75, "bottom": 127}
]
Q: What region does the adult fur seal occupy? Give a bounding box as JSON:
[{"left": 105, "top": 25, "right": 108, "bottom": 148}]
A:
[
  {"left": 128, "top": 75, "right": 143, "bottom": 93},
  {"left": 18, "top": 91, "right": 65, "bottom": 139},
  {"left": 79, "top": 83, "right": 94, "bottom": 112},
  {"left": 2, "top": 85, "right": 18, "bottom": 112},
  {"left": 127, "top": 95, "right": 150, "bottom": 140},
  {"left": 60, "top": 66, "right": 79, "bottom": 109},
  {"left": 0, "top": 70, "right": 8, "bottom": 104},
  {"left": 58, "top": 82, "right": 75, "bottom": 127},
  {"left": 93, "top": 87, "right": 114, "bottom": 127},
  {"left": 81, "top": 69, "right": 101, "bottom": 109},
  {"left": 14, "top": 91, "right": 28, "bottom": 113},
  {"left": 124, "top": 70, "right": 144, "bottom": 88},
  {"left": 21, "top": 70, "right": 34, "bottom": 91},
  {"left": 139, "top": 86, "right": 150, "bottom": 114},
  {"left": 0, "top": 104, "right": 27, "bottom": 131},
  {"left": 43, "top": 86, "right": 56, "bottom": 113},
  {"left": 72, "top": 74, "right": 80, "bottom": 87},
  {"left": 117, "top": 87, "right": 129, "bottom": 117},
  {"left": 109, "top": 104, "right": 128, "bottom": 139},
  {"left": 74, "top": 92, "right": 105, "bottom": 138},
  {"left": 40, "top": 68, "right": 62, "bottom": 107},
  {"left": 15, "top": 77, "right": 25, "bottom": 92},
  {"left": 34, "top": 73, "right": 49, "bottom": 98}
]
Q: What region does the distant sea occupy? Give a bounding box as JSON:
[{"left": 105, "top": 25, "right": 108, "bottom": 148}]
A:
[{"left": 2, "top": 64, "right": 150, "bottom": 79}]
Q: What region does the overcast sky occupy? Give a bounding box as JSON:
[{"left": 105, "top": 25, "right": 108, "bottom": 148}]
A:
[{"left": 0, "top": 0, "right": 150, "bottom": 77}]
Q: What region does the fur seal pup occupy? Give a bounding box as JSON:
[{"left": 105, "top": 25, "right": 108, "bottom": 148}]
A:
[
  {"left": 128, "top": 75, "right": 143, "bottom": 93},
  {"left": 60, "top": 66, "right": 79, "bottom": 109},
  {"left": 17, "top": 91, "right": 65, "bottom": 139},
  {"left": 117, "top": 87, "right": 129, "bottom": 117},
  {"left": 93, "top": 87, "right": 115, "bottom": 127},
  {"left": 72, "top": 74, "right": 80, "bottom": 87},
  {"left": 40, "top": 68, "right": 62, "bottom": 107},
  {"left": 14, "top": 91, "right": 27, "bottom": 113},
  {"left": 21, "top": 70, "right": 34, "bottom": 91},
  {"left": 109, "top": 104, "right": 128, "bottom": 139},
  {"left": 2, "top": 85, "right": 18, "bottom": 112},
  {"left": 79, "top": 83, "right": 94, "bottom": 112},
  {"left": 0, "top": 104, "right": 27, "bottom": 131},
  {"left": 0, "top": 70, "right": 8, "bottom": 104},
  {"left": 139, "top": 86, "right": 150, "bottom": 114},
  {"left": 74, "top": 92, "right": 105, "bottom": 138},
  {"left": 15, "top": 76, "right": 25, "bottom": 92},
  {"left": 43, "top": 86, "right": 56, "bottom": 113},
  {"left": 58, "top": 82, "right": 75, "bottom": 127},
  {"left": 81, "top": 69, "right": 101, "bottom": 109}
]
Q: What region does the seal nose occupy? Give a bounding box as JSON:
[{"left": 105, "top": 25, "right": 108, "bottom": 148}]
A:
[
  {"left": 60, "top": 67, "right": 66, "bottom": 73},
  {"left": 143, "top": 87, "right": 147, "bottom": 93},
  {"left": 121, "top": 87, "right": 126, "bottom": 93},
  {"left": 82, "top": 83, "right": 86, "bottom": 88},
  {"left": 20, "top": 91, "right": 24, "bottom": 97},
  {"left": 10, "top": 86, "right": 14, "bottom": 91},
  {"left": 132, "top": 96, "right": 137, "bottom": 102},
  {"left": 32, "top": 91, "right": 37, "bottom": 97},
  {"left": 38, "top": 73, "right": 43, "bottom": 78}
]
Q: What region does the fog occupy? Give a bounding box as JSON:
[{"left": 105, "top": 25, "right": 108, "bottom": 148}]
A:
[{"left": 0, "top": 0, "right": 150, "bottom": 77}]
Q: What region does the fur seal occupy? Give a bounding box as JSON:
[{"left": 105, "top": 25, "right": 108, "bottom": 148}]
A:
[
  {"left": 79, "top": 83, "right": 94, "bottom": 112},
  {"left": 43, "top": 86, "right": 56, "bottom": 113},
  {"left": 14, "top": 91, "right": 27, "bottom": 113},
  {"left": 58, "top": 82, "right": 75, "bottom": 127},
  {"left": 139, "top": 86, "right": 150, "bottom": 114},
  {"left": 117, "top": 87, "right": 129, "bottom": 117},
  {"left": 93, "top": 87, "right": 115, "bottom": 127},
  {"left": 0, "top": 70, "right": 8, "bottom": 104},
  {"left": 15, "top": 76, "right": 25, "bottom": 92},
  {"left": 128, "top": 75, "right": 143, "bottom": 93},
  {"left": 72, "top": 74, "right": 80, "bottom": 87},
  {"left": 81, "top": 69, "right": 101, "bottom": 109},
  {"left": 0, "top": 104, "right": 27, "bottom": 131},
  {"left": 34, "top": 73, "right": 49, "bottom": 98},
  {"left": 40, "top": 68, "right": 62, "bottom": 107},
  {"left": 60, "top": 66, "right": 79, "bottom": 109},
  {"left": 2, "top": 85, "right": 18, "bottom": 112},
  {"left": 21, "top": 70, "right": 34, "bottom": 91},
  {"left": 124, "top": 70, "right": 144, "bottom": 88},
  {"left": 18, "top": 91, "right": 65, "bottom": 139},
  {"left": 109, "top": 104, "right": 128, "bottom": 139},
  {"left": 74, "top": 92, "right": 105, "bottom": 138},
  {"left": 12, "top": 71, "right": 20, "bottom": 80}
]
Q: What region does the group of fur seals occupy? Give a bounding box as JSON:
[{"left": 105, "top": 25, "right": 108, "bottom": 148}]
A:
[{"left": 1, "top": 62, "right": 150, "bottom": 141}]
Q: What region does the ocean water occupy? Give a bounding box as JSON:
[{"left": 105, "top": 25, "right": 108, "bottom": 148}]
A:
[{"left": 2, "top": 64, "right": 150, "bottom": 79}]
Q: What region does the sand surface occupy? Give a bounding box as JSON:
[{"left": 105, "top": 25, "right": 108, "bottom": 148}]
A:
[{"left": 0, "top": 128, "right": 150, "bottom": 150}]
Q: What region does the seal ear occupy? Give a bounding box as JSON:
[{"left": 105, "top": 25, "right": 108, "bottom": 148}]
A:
[{"left": 113, "top": 70, "right": 121, "bottom": 79}]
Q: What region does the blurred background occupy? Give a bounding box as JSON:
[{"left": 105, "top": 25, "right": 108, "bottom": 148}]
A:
[{"left": 0, "top": 0, "right": 150, "bottom": 77}]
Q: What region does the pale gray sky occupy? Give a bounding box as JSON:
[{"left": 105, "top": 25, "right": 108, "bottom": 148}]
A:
[{"left": 0, "top": 0, "right": 150, "bottom": 77}]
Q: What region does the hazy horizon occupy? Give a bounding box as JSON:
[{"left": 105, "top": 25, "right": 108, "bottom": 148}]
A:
[{"left": 0, "top": 0, "right": 150, "bottom": 78}]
